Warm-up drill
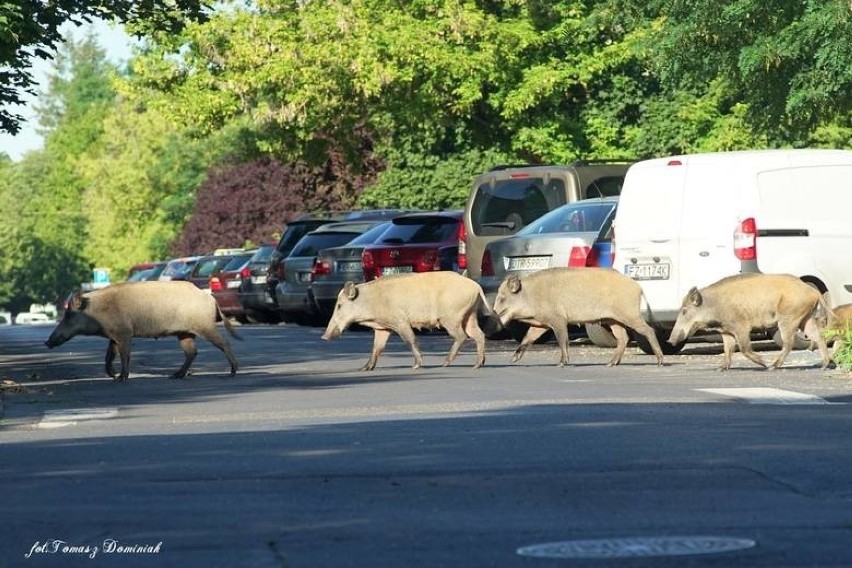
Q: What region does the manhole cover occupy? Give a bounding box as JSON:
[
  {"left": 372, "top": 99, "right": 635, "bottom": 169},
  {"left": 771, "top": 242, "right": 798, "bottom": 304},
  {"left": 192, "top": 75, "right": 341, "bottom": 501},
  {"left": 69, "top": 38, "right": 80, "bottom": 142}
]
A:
[{"left": 517, "top": 536, "right": 756, "bottom": 559}]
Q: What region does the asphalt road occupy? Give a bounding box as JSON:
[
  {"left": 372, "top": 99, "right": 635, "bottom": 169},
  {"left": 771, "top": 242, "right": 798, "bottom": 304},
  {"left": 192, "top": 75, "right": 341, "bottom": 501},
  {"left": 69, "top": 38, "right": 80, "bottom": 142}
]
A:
[{"left": 2, "top": 322, "right": 852, "bottom": 567}]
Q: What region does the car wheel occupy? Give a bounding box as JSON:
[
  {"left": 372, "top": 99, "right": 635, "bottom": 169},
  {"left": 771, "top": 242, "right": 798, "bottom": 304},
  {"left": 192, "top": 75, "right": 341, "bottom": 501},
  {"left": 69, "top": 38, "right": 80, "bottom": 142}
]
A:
[
  {"left": 635, "top": 327, "right": 685, "bottom": 355},
  {"left": 585, "top": 323, "right": 618, "bottom": 348}
]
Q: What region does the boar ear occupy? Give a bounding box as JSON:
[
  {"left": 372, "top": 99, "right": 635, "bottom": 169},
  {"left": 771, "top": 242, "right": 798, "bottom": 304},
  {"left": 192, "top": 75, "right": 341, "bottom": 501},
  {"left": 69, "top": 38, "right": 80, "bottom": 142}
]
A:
[
  {"left": 344, "top": 281, "right": 359, "bottom": 301},
  {"left": 70, "top": 291, "right": 89, "bottom": 311},
  {"left": 688, "top": 287, "right": 702, "bottom": 307},
  {"left": 507, "top": 274, "right": 522, "bottom": 294}
]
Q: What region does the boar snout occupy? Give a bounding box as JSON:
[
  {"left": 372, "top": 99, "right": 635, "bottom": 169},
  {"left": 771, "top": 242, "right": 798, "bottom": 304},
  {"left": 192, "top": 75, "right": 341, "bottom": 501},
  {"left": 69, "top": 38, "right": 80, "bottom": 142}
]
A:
[
  {"left": 667, "top": 328, "right": 685, "bottom": 346},
  {"left": 321, "top": 327, "right": 341, "bottom": 341}
]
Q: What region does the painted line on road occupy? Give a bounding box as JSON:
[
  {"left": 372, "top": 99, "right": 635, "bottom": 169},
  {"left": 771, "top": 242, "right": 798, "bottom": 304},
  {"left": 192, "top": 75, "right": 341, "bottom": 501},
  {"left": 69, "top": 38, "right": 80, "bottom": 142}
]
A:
[
  {"left": 696, "top": 388, "right": 834, "bottom": 405},
  {"left": 37, "top": 407, "right": 119, "bottom": 429}
]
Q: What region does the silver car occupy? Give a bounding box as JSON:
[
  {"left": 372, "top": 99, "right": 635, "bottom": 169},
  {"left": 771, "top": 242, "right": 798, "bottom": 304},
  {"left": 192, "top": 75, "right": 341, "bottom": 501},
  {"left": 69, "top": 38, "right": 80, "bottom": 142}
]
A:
[
  {"left": 477, "top": 196, "right": 619, "bottom": 304},
  {"left": 309, "top": 221, "right": 393, "bottom": 316}
]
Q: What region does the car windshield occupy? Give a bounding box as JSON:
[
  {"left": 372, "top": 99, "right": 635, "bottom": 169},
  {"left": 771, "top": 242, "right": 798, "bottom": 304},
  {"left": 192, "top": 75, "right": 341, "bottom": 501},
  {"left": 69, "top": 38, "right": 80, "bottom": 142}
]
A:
[
  {"left": 516, "top": 201, "right": 617, "bottom": 236},
  {"left": 378, "top": 217, "right": 459, "bottom": 245},
  {"left": 194, "top": 257, "right": 232, "bottom": 277},
  {"left": 249, "top": 245, "right": 275, "bottom": 263},
  {"left": 290, "top": 232, "right": 362, "bottom": 257}
]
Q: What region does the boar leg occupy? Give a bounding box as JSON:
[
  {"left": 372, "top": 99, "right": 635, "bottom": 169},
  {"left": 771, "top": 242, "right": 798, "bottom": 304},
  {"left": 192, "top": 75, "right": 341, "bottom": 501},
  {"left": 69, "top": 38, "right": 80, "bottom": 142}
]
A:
[
  {"left": 606, "top": 324, "right": 630, "bottom": 367},
  {"left": 719, "top": 333, "right": 737, "bottom": 371},
  {"left": 173, "top": 333, "right": 198, "bottom": 379},
  {"left": 626, "top": 319, "right": 664, "bottom": 365},
  {"left": 104, "top": 341, "right": 119, "bottom": 379},
  {"left": 733, "top": 328, "right": 767, "bottom": 369},
  {"left": 512, "top": 326, "right": 550, "bottom": 363},
  {"left": 552, "top": 325, "right": 571, "bottom": 367},
  {"left": 802, "top": 317, "right": 832, "bottom": 369},
  {"left": 443, "top": 322, "right": 468, "bottom": 368},
  {"left": 114, "top": 337, "right": 133, "bottom": 381},
  {"left": 196, "top": 328, "right": 239, "bottom": 376},
  {"left": 361, "top": 329, "right": 391, "bottom": 371},
  {"left": 396, "top": 325, "right": 424, "bottom": 370},
  {"left": 464, "top": 313, "right": 486, "bottom": 369}
]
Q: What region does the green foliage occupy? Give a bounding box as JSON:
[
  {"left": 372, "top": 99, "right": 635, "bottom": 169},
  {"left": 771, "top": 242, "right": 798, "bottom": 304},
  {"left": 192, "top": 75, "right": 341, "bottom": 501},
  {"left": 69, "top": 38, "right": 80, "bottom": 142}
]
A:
[
  {"left": 0, "top": 0, "right": 210, "bottom": 134},
  {"left": 825, "top": 327, "right": 852, "bottom": 372}
]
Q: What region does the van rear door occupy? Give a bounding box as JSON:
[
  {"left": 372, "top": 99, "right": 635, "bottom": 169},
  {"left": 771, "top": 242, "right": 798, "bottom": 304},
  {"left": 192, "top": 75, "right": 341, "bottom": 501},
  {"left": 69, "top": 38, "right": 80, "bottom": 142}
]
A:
[{"left": 614, "top": 159, "right": 686, "bottom": 319}]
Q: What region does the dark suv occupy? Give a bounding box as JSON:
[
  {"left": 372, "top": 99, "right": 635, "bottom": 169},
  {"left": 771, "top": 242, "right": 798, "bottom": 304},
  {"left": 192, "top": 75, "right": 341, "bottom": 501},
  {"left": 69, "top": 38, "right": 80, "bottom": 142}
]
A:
[{"left": 461, "top": 160, "right": 632, "bottom": 279}]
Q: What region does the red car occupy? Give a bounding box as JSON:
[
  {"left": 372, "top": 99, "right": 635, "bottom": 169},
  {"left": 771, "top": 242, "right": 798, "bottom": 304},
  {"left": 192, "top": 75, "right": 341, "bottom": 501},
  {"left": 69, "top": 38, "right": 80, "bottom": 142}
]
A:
[
  {"left": 210, "top": 251, "right": 256, "bottom": 322},
  {"left": 360, "top": 211, "right": 463, "bottom": 281}
]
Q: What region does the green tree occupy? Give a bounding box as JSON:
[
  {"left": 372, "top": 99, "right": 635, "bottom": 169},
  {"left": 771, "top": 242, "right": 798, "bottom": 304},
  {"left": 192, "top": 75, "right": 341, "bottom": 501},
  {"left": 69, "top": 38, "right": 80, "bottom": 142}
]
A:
[{"left": 0, "top": 0, "right": 209, "bottom": 134}]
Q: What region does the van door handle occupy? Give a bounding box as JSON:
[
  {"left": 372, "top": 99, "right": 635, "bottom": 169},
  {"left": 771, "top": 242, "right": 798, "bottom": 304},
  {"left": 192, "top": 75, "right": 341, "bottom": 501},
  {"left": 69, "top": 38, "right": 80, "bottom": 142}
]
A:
[{"left": 650, "top": 239, "right": 670, "bottom": 243}]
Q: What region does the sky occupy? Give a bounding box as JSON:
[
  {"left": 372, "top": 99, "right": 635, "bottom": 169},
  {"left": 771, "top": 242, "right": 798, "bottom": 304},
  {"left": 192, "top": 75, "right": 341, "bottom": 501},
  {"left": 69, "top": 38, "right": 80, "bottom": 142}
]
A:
[{"left": 0, "top": 19, "right": 133, "bottom": 161}]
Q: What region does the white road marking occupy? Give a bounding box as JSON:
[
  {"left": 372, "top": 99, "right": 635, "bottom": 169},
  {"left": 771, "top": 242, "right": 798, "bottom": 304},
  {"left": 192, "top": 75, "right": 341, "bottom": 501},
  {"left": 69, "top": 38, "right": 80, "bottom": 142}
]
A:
[
  {"left": 37, "top": 407, "right": 119, "bottom": 429},
  {"left": 696, "top": 387, "right": 833, "bottom": 405}
]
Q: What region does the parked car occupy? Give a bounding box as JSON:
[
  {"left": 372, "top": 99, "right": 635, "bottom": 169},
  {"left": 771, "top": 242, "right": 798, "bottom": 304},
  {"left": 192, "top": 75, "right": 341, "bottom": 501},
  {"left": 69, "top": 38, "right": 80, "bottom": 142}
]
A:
[
  {"left": 310, "top": 221, "right": 393, "bottom": 316},
  {"left": 461, "top": 160, "right": 632, "bottom": 280},
  {"left": 276, "top": 224, "right": 376, "bottom": 325},
  {"left": 478, "top": 197, "right": 619, "bottom": 301},
  {"left": 236, "top": 244, "right": 279, "bottom": 323},
  {"left": 266, "top": 210, "right": 412, "bottom": 314},
  {"left": 158, "top": 256, "right": 201, "bottom": 282},
  {"left": 185, "top": 252, "right": 242, "bottom": 291},
  {"left": 360, "top": 211, "right": 464, "bottom": 281},
  {"left": 209, "top": 250, "right": 256, "bottom": 322},
  {"left": 477, "top": 197, "right": 618, "bottom": 344},
  {"left": 14, "top": 312, "right": 53, "bottom": 325}
]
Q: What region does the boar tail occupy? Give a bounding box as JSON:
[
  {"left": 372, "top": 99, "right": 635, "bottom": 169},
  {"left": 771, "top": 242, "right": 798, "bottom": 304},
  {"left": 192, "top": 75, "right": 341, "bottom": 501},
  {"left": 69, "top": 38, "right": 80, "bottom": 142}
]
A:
[
  {"left": 813, "top": 294, "right": 835, "bottom": 330},
  {"left": 476, "top": 287, "right": 503, "bottom": 335},
  {"left": 641, "top": 291, "right": 659, "bottom": 326},
  {"left": 216, "top": 303, "right": 243, "bottom": 341}
]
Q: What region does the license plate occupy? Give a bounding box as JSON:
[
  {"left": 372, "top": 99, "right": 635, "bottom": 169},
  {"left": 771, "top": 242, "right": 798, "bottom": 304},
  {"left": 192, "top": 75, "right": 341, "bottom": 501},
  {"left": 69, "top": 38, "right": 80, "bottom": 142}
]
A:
[
  {"left": 381, "top": 266, "right": 414, "bottom": 276},
  {"left": 625, "top": 262, "right": 671, "bottom": 280},
  {"left": 508, "top": 256, "right": 551, "bottom": 271},
  {"left": 297, "top": 272, "right": 312, "bottom": 282},
  {"left": 337, "top": 261, "right": 362, "bottom": 273},
  {"left": 227, "top": 280, "right": 241, "bottom": 289},
  {"left": 251, "top": 275, "right": 267, "bottom": 284}
]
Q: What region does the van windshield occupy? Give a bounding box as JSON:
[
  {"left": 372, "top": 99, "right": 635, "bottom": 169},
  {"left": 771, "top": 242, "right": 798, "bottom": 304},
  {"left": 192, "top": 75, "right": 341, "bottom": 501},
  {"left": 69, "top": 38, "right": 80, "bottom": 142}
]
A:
[
  {"left": 470, "top": 177, "right": 567, "bottom": 236},
  {"left": 516, "top": 201, "right": 617, "bottom": 236}
]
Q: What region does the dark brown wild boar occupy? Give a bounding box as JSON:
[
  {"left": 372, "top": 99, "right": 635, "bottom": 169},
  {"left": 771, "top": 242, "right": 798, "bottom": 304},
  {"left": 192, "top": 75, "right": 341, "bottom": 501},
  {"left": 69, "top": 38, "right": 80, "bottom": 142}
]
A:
[
  {"left": 668, "top": 273, "right": 831, "bottom": 370},
  {"left": 45, "top": 281, "right": 240, "bottom": 381},
  {"left": 321, "top": 271, "right": 492, "bottom": 371},
  {"left": 492, "top": 268, "right": 664, "bottom": 367}
]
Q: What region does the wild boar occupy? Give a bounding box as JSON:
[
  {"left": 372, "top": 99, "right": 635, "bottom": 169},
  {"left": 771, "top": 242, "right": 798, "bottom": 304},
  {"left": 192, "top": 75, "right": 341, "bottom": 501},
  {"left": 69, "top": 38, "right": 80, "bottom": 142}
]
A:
[
  {"left": 45, "top": 281, "right": 240, "bottom": 381},
  {"left": 825, "top": 303, "right": 852, "bottom": 356},
  {"left": 492, "top": 268, "right": 664, "bottom": 367},
  {"left": 668, "top": 273, "right": 832, "bottom": 370},
  {"left": 321, "top": 271, "right": 492, "bottom": 371}
]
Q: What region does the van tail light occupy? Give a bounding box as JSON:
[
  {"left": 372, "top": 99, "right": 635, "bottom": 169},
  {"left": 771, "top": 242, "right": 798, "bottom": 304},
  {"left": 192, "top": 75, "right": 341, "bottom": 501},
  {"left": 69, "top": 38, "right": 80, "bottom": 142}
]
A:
[
  {"left": 209, "top": 276, "right": 223, "bottom": 292},
  {"left": 481, "top": 250, "right": 495, "bottom": 276},
  {"left": 734, "top": 217, "right": 757, "bottom": 260},
  {"left": 584, "top": 246, "right": 600, "bottom": 267},
  {"left": 457, "top": 221, "right": 468, "bottom": 270},
  {"left": 568, "top": 246, "right": 591, "bottom": 267},
  {"left": 239, "top": 267, "right": 251, "bottom": 280},
  {"left": 362, "top": 250, "right": 377, "bottom": 280},
  {"left": 311, "top": 258, "right": 331, "bottom": 281},
  {"left": 417, "top": 250, "right": 438, "bottom": 272}
]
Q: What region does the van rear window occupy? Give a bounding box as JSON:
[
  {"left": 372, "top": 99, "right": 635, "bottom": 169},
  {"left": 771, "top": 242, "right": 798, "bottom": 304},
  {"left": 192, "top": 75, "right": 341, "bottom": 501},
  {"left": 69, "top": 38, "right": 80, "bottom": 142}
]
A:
[{"left": 470, "top": 178, "right": 567, "bottom": 236}]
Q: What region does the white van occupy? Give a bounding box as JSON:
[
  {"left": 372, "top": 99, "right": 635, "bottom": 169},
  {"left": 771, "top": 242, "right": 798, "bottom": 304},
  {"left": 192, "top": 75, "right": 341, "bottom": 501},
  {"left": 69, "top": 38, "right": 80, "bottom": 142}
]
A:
[{"left": 613, "top": 149, "right": 852, "bottom": 353}]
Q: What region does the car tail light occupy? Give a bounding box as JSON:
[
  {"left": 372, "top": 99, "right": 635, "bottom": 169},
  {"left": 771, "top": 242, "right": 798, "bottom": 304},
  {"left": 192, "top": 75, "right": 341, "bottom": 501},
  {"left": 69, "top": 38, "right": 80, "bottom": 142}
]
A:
[
  {"left": 734, "top": 217, "right": 757, "bottom": 260},
  {"left": 417, "top": 250, "right": 439, "bottom": 272},
  {"left": 312, "top": 258, "right": 331, "bottom": 280},
  {"left": 362, "top": 250, "right": 377, "bottom": 280},
  {"left": 481, "top": 250, "right": 495, "bottom": 276},
  {"left": 209, "top": 276, "right": 223, "bottom": 292},
  {"left": 274, "top": 260, "right": 286, "bottom": 280},
  {"left": 584, "top": 246, "right": 600, "bottom": 267},
  {"left": 457, "top": 221, "right": 468, "bottom": 270},
  {"left": 610, "top": 227, "right": 616, "bottom": 267},
  {"left": 568, "top": 246, "right": 591, "bottom": 267},
  {"left": 239, "top": 267, "right": 251, "bottom": 280}
]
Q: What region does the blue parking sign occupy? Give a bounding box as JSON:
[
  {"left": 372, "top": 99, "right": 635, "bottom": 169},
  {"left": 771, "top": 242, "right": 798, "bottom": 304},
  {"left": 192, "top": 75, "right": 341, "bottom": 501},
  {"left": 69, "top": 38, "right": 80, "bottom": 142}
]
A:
[{"left": 93, "top": 268, "right": 110, "bottom": 285}]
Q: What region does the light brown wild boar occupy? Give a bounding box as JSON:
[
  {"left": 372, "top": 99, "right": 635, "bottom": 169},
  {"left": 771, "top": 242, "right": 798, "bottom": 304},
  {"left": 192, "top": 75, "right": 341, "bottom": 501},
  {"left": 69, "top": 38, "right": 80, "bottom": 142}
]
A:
[
  {"left": 45, "top": 281, "right": 240, "bottom": 381},
  {"left": 321, "top": 271, "right": 492, "bottom": 371},
  {"left": 668, "top": 273, "right": 832, "bottom": 370},
  {"left": 825, "top": 303, "right": 852, "bottom": 356},
  {"left": 492, "top": 268, "right": 665, "bottom": 367}
]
